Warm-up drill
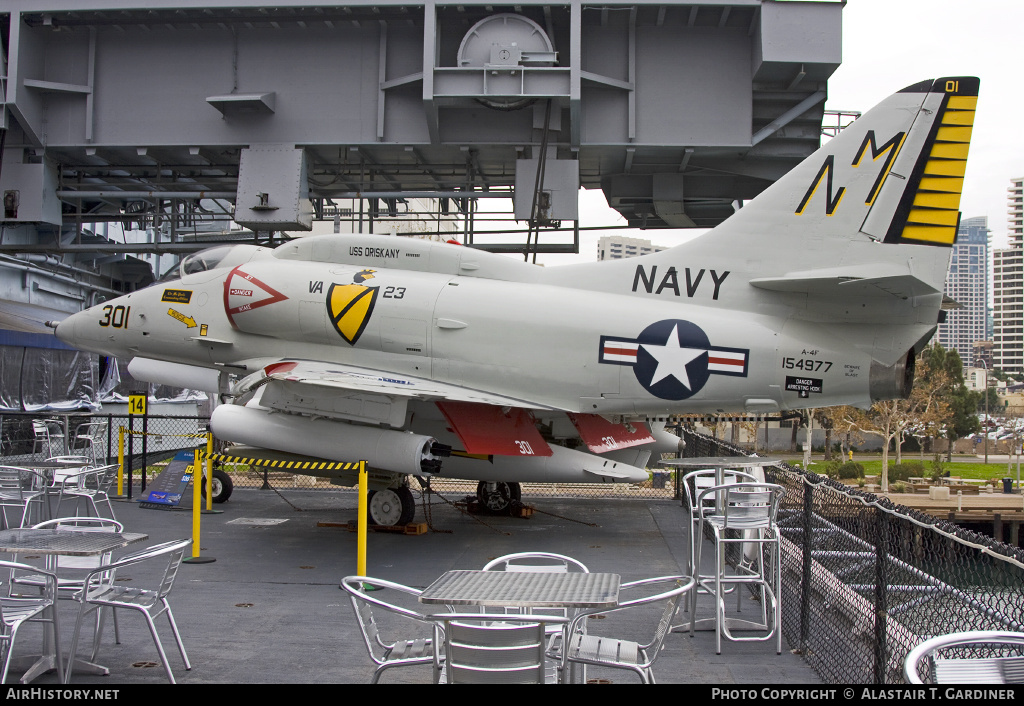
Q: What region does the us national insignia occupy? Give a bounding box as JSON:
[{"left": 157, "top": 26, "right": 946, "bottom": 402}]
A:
[{"left": 327, "top": 271, "right": 378, "bottom": 345}]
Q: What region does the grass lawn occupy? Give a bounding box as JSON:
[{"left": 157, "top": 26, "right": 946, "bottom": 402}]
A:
[
  {"left": 784, "top": 457, "right": 1024, "bottom": 483},
  {"left": 853, "top": 460, "right": 1021, "bottom": 482}
]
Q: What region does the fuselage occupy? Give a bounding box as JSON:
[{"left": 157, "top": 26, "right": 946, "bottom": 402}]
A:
[{"left": 56, "top": 233, "right": 893, "bottom": 416}]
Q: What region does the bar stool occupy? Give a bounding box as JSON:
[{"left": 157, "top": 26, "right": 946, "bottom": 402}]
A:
[
  {"left": 680, "top": 469, "right": 758, "bottom": 576},
  {"left": 689, "top": 482, "right": 785, "bottom": 655}
]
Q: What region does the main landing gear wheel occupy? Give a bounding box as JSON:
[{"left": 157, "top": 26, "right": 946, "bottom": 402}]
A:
[
  {"left": 367, "top": 486, "right": 416, "bottom": 526},
  {"left": 476, "top": 481, "right": 521, "bottom": 514},
  {"left": 201, "top": 469, "right": 234, "bottom": 503}
]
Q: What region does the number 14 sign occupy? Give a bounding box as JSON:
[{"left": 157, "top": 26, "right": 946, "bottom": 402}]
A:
[{"left": 129, "top": 394, "right": 147, "bottom": 415}]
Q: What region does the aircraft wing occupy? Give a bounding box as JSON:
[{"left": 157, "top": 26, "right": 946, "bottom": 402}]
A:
[
  {"left": 241, "top": 359, "right": 575, "bottom": 458},
  {"left": 249, "top": 359, "right": 562, "bottom": 409}
]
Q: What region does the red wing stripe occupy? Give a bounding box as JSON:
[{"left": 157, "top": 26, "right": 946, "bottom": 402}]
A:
[
  {"left": 708, "top": 356, "right": 744, "bottom": 365},
  {"left": 606, "top": 346, "right": 638, "bottom": 355}
]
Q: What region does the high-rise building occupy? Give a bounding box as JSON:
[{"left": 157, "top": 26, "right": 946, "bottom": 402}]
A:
[
  {"left": 938, "top": 217, "right": 990, "bottom": 367},
  {"left": 993, "top": 178, "right": 1024, "bottom": 374},
  {"left": 1009, "top": 177, "right": 1024, "bottom": 246},
  {"left": 596, "top": 236, "right": 667, "bottom": 261}
]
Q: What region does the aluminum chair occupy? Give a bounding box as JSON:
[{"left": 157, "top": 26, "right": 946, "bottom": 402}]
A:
[
  {"left": 18, "top": 457, "right": 93, "bottom": 526},
  {"left": 905, "top": 631, "right": 1024, "bottom": 684},
  {"left": 557, "top": 575, "right": 695, "bottom": 684},
  {"left": 481, "top": 552, "right": 591, "bottom": 653},
  {"left": 690, "top": 482, "right": 786, "bottom": 655},
  {"left": 480, "top": 551, "right": 592, "bottom": 677},
  {"left": 65, "top": 538, "right": 192, "bottom": 684},
  {"left": 681, "top": 469, "right": 758, "bottom": 576},
  {"left": 434, "top": 613, "right": 568, "bottom": 684},
  {"left": 340, "top": 575, "right": 443, "bottom": 684},
  {"left": 71, "top": 422, "right": 108, "bottom": 464},
  {"left": 482, "top": 552, "right": 590, "bottom": 574},
  {"left": 0, "top": 560, "right": 63, "bottom": 684},
  {"left": 53, "top": 464, "right": 119, "bottom": 521},
  {"left": 0, "top": 467, "right": 49, "bottom": 529},
  {"left": 31, "top": 419, "right": 65, "bottom": 460}
]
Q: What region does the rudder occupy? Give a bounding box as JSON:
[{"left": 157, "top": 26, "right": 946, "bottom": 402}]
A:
[{"left": 866, "top": 77, "right": 979, "bottom": 247}]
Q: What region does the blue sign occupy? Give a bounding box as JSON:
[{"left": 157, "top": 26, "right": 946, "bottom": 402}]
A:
[{"left": 141, "top": 449, "right": 196, "bottom": 508}]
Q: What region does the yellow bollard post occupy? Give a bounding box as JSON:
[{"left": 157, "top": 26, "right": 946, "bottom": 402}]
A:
[
  {"left": 201, "top": 434, "right": 223, "bottom": 515},
  {"left": 357, "top": 461, "right": 368, "bottom": 579},
  {"left": 117, "top": 426, "right": 125, "bottom": 497},
  {"left": 184, "top": 448, "right": 215, "bottom": 564},
  {"left": 206, "top": 434, "right": 213, "bottom": 511}
]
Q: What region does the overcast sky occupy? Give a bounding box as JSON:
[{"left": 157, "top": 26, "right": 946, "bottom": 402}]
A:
[{"left": 534, "top": 0, "right": 1022, "bottom": 264}]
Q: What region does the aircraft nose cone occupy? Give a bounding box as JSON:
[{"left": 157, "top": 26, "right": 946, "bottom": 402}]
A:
[
  {"left": 54, "top": 309, "right": 94, "bottom": 350},
  {"left": 53, "top": 314, "right": 77, "bottom": 345}
]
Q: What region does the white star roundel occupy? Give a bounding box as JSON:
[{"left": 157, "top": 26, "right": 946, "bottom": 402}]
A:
[
  {"left": 634, "top": 319, "right": 711, "bottom": 400},
  {"left": 598, "top": 319, "right": 749, "bottom": 401}
]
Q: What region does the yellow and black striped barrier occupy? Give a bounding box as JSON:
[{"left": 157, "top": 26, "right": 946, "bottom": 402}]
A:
[
  {"left": 205, "top": 453, "right": 363, "bottom": 473},
  {"left": 117, "top": 428, "right": 371, "bottom": 575},
  {"left": 210, "top": 453, "right": 370, "bottom": 575}
]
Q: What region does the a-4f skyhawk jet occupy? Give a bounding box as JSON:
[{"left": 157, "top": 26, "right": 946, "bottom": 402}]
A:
[{"left": 55, "top": 77, "right": 977, "bottom": 524}]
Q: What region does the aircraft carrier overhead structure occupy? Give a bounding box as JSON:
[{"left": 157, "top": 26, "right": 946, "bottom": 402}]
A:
[{"left": 1, "top": 1, "right": 841, "bottom": 251}]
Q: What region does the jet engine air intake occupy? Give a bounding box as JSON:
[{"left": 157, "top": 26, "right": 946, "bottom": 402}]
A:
[
  {"left": 868, "top": 349, "right": 915, "bottom": 402},
  {"left": 210, "top": 405, "right": 443, "bottom": 475}
]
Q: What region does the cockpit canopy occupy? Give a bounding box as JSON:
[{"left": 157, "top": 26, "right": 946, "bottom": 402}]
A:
[{"left": 157, "top": 244, "right": 272, "bottom": 283}]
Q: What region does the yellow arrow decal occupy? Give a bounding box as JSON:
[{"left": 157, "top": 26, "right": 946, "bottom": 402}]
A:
[{"left": 168, "top": 308, "right": 197, "bottom": 328}]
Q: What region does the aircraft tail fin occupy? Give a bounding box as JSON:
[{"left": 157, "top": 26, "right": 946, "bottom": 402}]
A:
[
  {"left": 858, "top": 77, "right": 978, "bottom": 248},
  {"left": 688, "top": 76, "right": 978, "bottom": 304}
]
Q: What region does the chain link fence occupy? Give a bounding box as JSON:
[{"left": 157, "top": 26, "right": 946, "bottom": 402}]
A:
[
  {"left": 0, "top": 412, "right": 689, "bottom": 499},
  {"left": 681, "top": 428, "right": 1024, "bottom": 684}
]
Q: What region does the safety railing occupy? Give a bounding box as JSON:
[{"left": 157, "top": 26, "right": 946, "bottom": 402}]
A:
[{"left": 679, "top": 429, "right": 1024, "bottom": 684}]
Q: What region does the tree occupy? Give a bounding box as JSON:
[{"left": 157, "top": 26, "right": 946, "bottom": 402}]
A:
[
  {"left": 945, "top": 385, "right": 980, "bottom": 460},
  {"left": 813, "top": 409, "right": 834, "bottom": 460},
  {"left": 820, "top": 405, "right": 865, "bottom": 462},
  {"left": 739, "top": 417, "right": 763, "bottom": 453},
  {"left": 909, "top": 345, "right": 961, "bottom": 461},
  {"left": 979, "top": 385, "right": 1000, "bottom": 413}
]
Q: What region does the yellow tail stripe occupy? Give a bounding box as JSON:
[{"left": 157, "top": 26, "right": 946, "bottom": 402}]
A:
[
  {"left": 947, "top": 95, "right": 978, "bottom": 110},
  {"left": 935, "top": 126, "right": 974, "bottom": 143},
  {"left": 930, "top": 143, "right": 971, "bottom": 160},
  {"left": 918, "top": 176, "right": 964, "bottom": 193},
  {"left": 908, "top": 208, "right": 960, "bottom": 227},
  {"left": 941, "top": 110, "right": 975, "bottom": 126},
  {"left": 923, "top": 159, "right": 968, "bottom": 178},
  {"left": 913, "top": 192, "right": 962, "bottom": 210},
  {"left": 902, "top": 225, "right": 957, "bottom": 244}
]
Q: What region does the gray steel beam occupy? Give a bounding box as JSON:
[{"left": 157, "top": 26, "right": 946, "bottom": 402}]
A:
[{"left": 1, "top": 0, "right": 841, "bottom": 264}]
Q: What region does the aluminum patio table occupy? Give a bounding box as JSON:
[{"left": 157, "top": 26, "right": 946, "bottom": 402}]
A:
[
  {"left": 0, "top": 528, "right": 148, "bottom": 682},
  {"left": 420, "top": 569, "right": 621, "bottom": 684},
  {"left": 419, "top": 569, "right": 620, "bottom": 609}
]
